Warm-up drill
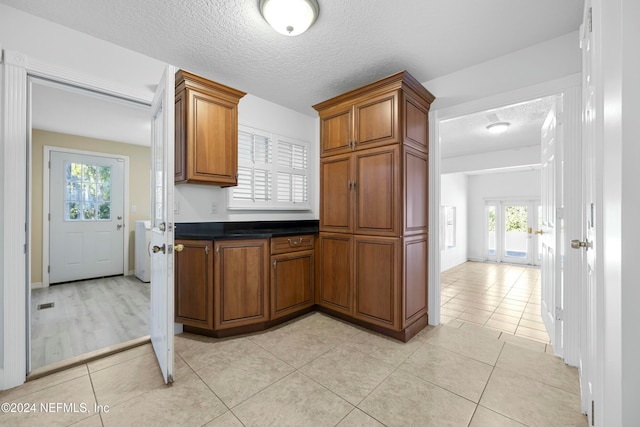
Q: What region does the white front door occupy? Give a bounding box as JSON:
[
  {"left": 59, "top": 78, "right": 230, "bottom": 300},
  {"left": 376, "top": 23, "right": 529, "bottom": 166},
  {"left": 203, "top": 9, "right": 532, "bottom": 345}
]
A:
[
  {"left": 149, "top": 65, "right": 175, "bottom": 384},
  {"left": 540, "top": 104, "right": 562, "bottom": 354},
  {"left": 49, "top": 150, "right": 125, "bottom": 284}
]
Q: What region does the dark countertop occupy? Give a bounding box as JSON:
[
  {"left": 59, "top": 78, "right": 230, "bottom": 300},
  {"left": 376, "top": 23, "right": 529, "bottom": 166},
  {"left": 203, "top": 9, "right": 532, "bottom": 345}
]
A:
[{"left": 175, "top": 220, "right": 319, "bottom": 240}]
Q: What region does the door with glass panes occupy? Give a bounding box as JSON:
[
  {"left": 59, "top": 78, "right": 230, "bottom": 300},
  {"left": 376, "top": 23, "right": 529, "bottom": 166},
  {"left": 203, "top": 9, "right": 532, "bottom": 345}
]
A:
[
  {"left": 486, "top": 200, "right": 541, "bottom": 265},
  {"left": 49, "top": 150, "right": 125, "bottom": 284}
]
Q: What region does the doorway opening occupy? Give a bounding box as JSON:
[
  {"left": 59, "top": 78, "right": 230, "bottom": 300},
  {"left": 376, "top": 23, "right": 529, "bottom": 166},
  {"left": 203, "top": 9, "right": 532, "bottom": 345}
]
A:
[{"left": 28, "top": 76, "right": 152, "bottom": 372}]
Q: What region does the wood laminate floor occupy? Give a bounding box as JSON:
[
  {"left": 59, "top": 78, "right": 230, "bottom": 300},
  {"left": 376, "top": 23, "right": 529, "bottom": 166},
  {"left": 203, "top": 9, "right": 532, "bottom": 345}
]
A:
[{"left": 30, "top": 275, "right": 150, "bottom": 370}]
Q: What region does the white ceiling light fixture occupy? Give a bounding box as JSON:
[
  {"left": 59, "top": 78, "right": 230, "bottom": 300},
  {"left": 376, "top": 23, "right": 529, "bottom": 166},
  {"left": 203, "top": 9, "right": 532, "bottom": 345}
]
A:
[
  {"left": 486, "top": 122, "right": 511, "bottom": 134},
  {"left": 260, "top": 0, "right": 319, "bottom": 36}
]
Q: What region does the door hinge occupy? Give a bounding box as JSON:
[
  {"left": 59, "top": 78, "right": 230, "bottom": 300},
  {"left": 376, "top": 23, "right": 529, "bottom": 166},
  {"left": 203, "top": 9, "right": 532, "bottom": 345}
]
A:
[
  {"left": 24, "top": 244, "right": 27, "bottom": 254},
  {"left": 556, "top": 207, "right": 564, "bottom": 220},
  {"left": 48, "top": 213, "right": 50, "bottom": 221},
  {"left": 556, "top": 307, "right": 564, "bottom": 321},
  {"left": 588, "top": 7, "right": 593, "bottom": 33},
  {"left": 47, "top": 265, "right": 50, "bottom": 273},
  {"left": 48, "top": 160, "right": 51, "bottom": 169},
  {"left": 591, "top": 400, "right": 594, "bottom": 425}
]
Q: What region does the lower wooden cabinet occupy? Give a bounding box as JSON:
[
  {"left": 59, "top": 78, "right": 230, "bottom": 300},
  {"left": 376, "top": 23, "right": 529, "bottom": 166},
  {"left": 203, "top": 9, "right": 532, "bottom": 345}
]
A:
[
  {"left": 317, "top": 233, "right": 352, "bottom": 316},
  {"left": 214, "top": 239, "right": 269, "bottom": 329},
  {"left": 353, "top": 236, "right": 400, "bottom": 330},
  {"left": 174, "top": 239, "right": 214, "bottom": 329},
  {"left": 317, "top": 232, "right": 428, "bottom": 338},
  {"left": 271, "top": 250, "right": 314, "bottom": 319}
]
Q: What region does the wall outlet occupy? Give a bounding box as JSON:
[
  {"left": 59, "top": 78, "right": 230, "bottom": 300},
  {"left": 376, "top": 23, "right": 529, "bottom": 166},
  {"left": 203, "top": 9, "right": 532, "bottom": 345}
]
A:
[
  {"left": 174, "top": 201, "right": 180, "bottom": 214},
  {"left": 210, "top": 201, "right": 218, "bottom": 214}
]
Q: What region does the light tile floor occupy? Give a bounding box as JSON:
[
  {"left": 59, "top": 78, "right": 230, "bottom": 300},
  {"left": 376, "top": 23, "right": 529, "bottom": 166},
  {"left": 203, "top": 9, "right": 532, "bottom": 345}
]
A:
[
  {"left": 1, "top": 310, "right": 586, "bottom": 426},
  {"left": 441, "top": 262, "right": 551, "bottom": 344}
]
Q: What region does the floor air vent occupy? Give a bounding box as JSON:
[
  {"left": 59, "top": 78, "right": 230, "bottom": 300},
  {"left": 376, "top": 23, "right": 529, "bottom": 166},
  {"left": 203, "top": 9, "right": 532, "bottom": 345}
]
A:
[{"left": 37, "top": 302, "right": 55, "bottom": 310}]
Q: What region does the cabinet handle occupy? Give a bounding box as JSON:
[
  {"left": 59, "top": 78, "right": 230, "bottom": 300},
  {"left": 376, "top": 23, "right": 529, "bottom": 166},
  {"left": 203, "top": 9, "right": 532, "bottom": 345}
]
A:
[
  {"left": 205, "top": 245, "right": 209, "bottom": 255},
  {"left": 273, "top": 260, "right": 277, "bottom": 269},
  {"left": 352, "top": 180, "right": 356, "bottom": 189},
  {"left": 348, "top": 139, "right": 352, "bottom": 149},
  {"left": 347, "top": 180, "right": 352, "bottom": 189},
  {"left": 287, "top": 237, "right": 303, "bottom": 246},
  {"left": 216, "top": 246, "right": 220, "bottom": 254}
]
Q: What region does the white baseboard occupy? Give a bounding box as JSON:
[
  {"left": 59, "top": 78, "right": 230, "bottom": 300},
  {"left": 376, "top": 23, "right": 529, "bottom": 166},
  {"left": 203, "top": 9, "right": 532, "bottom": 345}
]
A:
[{"left": 31, "top": 282, "right": 44, "bottom": 290}]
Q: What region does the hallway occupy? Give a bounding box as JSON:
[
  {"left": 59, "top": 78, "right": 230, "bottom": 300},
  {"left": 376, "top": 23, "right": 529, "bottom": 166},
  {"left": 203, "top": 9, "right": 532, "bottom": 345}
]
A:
[{"left": 441, "top": 262, "right": 550, "bottom": 344}]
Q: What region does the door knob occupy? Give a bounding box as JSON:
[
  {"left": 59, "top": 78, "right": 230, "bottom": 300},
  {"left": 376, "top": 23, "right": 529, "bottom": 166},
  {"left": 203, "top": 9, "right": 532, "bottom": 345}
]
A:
[
  {"left": 117, "top": 224, "right": 123, "bottom": 230},
  {"left": 152, "top": 244, "right": 166, "bottom": 254},
  {"left": 535, "top": 230, "right": 543, "bottom": 235},
  {"left": 174, "top": 244, "right": 184, "bottom": 252},
  {"left": 571, "top": 239, "right": 592, "bottom": 250}
]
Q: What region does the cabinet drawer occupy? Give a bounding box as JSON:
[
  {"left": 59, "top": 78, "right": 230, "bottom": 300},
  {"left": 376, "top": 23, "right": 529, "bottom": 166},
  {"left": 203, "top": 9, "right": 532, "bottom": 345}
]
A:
[{"left": 270, "top": 234, "right": 315, "bottom": 254}]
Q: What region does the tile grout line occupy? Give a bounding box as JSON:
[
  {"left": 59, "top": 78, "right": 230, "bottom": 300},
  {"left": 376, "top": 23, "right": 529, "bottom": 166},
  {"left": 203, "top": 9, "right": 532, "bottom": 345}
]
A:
[{"left": 86, "top": 362, "right": 105, "bottom": 427}]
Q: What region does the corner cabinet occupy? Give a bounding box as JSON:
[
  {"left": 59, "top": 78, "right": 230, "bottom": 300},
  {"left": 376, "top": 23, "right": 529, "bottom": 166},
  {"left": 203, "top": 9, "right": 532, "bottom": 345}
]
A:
[
  {"left": 175, "top": 70, "right": 246, "bottom": 186},
  {"left": 314, "top": 71, "right": 434, "bottom": 341}
]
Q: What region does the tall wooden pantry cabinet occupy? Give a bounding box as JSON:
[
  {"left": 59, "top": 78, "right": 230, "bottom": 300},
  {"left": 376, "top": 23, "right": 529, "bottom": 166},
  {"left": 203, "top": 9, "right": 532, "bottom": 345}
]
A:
[{"left": 313, "top": 71, "right": 434, "bottom": 341}]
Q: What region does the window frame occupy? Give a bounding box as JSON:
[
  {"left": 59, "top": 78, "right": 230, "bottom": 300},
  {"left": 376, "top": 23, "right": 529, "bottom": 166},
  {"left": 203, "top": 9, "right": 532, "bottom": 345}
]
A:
[{"left": 227, "top": 124, "right": 312, "bottom": 211}]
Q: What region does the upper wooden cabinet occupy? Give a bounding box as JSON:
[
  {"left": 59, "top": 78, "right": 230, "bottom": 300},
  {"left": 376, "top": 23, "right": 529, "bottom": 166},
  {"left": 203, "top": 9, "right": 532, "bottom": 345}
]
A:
[
  {"left": 175, "top": 70, "right": 246, "bottom": 186},
  {"left": 314, "top": 71, "right": 433, "bottom": 157}
]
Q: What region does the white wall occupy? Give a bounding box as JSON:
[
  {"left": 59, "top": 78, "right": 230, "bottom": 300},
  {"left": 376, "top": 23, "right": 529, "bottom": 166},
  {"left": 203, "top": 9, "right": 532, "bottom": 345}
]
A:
[
  {"left": 174, "top": 94, "right": 319, "bottom": 223},
  {"left": 425, "top": 31, "right": 581, "bottom": 110},
  {"left": 467, "top": 170, "right": 541, "bottom": 261},
  {"left": 441, "top": 173, "right": 468, "bottom": 271}
]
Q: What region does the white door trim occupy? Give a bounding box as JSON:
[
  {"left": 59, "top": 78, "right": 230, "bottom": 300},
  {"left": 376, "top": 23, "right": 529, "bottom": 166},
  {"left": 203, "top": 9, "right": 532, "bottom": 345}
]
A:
[
  {"left": 42, "top": 146, "right": 130, "bottom": 287},
  {"left": 0, "top": 48, "right": 29, "bottom": 390},
  {"left": 430, "top": 73, "right": 582, "bottom": 370}
]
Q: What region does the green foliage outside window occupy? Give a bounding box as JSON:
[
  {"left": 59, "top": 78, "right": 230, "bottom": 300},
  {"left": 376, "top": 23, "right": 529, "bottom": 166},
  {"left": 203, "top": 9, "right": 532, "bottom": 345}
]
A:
[{"left": 505, "top": 205, "right": 528, "bottom": 232}]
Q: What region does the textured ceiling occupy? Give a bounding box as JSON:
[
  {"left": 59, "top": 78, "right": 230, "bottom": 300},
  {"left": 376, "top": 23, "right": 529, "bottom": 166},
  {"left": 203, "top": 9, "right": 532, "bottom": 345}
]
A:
[
  {"left": 1, "top": 0, "right": 583, "bottom": 116},
  {"left": 440, "top": 96, "right": 557, "bottom": 158}
]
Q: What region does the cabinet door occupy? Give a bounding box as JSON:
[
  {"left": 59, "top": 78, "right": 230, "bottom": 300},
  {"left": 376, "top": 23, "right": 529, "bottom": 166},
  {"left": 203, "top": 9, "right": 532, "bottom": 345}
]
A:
[
  {"left": 320, "top": 153, "right": 353, "bottom": 233},
  {"left": 174, "top": 240, "right": 214, "bottom": 329},
  {"left": 354, "top": 145, "right": 400, "bottom": 236},
  {"left": 403, "top": 234, "right": 428, "bottom": 328},
  {"left": 214, "top": 239, "right": 269, "bottom": 329},
  {"left": 353, "top": 236, "right": 400, "bottom": 330},
  {"left": 354, "top": 90, "right": 399, "bottom": 151},
  {"left": 187, "top": 89, "right": 238, "bottom": 186},
  {"left": 319, "top": 103, "right": 352, "bottom": 157},
  {"left": 317, "top": 233, "right": 352, "bottom": 315},
  {"left": 404, "top": 147, "right": 429, "bottom": 236},
  {"left": 271, "top": 250, "right": 314, "bottom": 319},
  {"left": 403, "top": 93, "right": 429, "bottom": 153}
]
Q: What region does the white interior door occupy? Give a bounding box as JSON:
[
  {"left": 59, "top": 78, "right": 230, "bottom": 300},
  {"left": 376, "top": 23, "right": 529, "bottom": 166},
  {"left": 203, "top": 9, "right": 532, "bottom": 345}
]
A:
[
  {"left": 579, "top": 3, "right": 598, "bottom": 420},
  {"left": 150, "top": 65, "right": 175, "bottom": 384},
  {"left": 49, "top": 151, "right": 124, "bottom": 284},
  {"left": 540, "top": 104, "right": 562, "bottom": 353}
]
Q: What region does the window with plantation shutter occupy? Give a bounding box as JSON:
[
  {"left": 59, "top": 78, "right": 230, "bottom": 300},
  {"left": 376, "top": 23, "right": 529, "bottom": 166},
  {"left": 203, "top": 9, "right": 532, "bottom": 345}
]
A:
[{"left": 229, "top": 125, "right": 311, "bottom": 210}]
